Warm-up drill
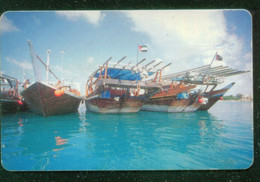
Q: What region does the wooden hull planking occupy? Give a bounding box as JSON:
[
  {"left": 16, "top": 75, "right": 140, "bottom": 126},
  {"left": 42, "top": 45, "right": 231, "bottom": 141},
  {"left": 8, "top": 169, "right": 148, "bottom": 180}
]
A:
[
  {"left": 198, "top": 84, "right": 234, "bottom": 111},
  {"left": 21, "top": 82, "right": 82, "bottom": 116},
  {"left": 86, "top": 96, "right": 147, "bottom": 113},
  {"left": 141, "top": 84, "right": 201, "bottom": 112},
  {"left": 141, "top": 95, "right": 201, "bottom": 113},
  {"left": 85, "top": 78, "right": 161, "bottom": 113},
  {"left": 197, "top": 96, "right": 220, "bottom": 111},
  {"left": 1, "top": 99, "right": 20, "bottom": 114}
]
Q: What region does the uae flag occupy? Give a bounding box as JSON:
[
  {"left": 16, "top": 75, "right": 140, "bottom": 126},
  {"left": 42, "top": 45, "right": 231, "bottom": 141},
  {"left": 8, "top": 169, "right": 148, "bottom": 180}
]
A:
[
  {"left": 216, "top": 54, "right": 223, "bottom": 61},
  {"left": 139, "top": 45, "right": 148, "bottom": 52}
]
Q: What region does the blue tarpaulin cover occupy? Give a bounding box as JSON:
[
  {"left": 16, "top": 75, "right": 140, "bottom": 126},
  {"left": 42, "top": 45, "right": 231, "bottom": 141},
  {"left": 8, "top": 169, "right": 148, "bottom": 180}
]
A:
[
  {"left": 93, "top": 68, "right": 154, "bottom": 81},
  {"left": 177, "top": 91, "right": 189, "bottom": 99},
  {"left": 101, "top": 90, "right": 111, "bottom": 98}
]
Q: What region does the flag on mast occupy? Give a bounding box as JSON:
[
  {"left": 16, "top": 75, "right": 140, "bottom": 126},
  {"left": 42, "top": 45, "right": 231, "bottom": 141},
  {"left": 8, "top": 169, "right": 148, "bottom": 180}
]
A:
[
  {"left": 216, "top": 54, "right": 223, "bottom": 61},
  {"left": 139, "top": 45, "right": 148, "bottom": 52}
]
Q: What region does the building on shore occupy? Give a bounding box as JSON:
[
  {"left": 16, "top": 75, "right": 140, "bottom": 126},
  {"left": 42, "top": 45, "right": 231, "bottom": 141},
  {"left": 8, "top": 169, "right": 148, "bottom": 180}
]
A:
[{"left": 241, "top": 94, "right": 253, "bottom": 101}]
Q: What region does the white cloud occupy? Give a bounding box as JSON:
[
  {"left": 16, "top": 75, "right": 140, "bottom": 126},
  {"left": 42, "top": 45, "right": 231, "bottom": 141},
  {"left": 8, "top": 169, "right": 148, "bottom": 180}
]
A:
[
  {"left": 6, "top": 57, "right": 32, "bottom": 70},
  {"left": 0, "top": 15, "right": 19, "bottom": 33},
  {"left": 125, "top": 11, "right": 229, "bottom": 67},
  {"left": 124, "top": 10, "right": 252, "bottom": 94},
  {"left": 56, "top": 11, "right": 105, "bottom": 26},
  {"left": 87, "top": 56, "right": 94, "bottom": 63}
]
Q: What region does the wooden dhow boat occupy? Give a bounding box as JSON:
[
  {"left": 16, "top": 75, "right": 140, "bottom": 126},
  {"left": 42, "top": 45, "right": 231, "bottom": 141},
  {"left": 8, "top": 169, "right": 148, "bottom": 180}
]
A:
[
  {"left": 198, "top": 82, "right": 235, "bottom": 111},
  {"left": 85, "top": 57, "right": 166, "bottom": 113},
  {"left": 142, "top": 53, "right": 249, "bottom": 113},
  {"left": 141, "top": 80, "right": 204, "bottom": 113},
  {"left": 21, "top": 41, "right": 82, "bottom": 116},
  {"left": 142, "top": 65, "right": 210, "bottom": 113},
  {"left": 0, "top": 74, "right": 26, "bottom": 114}
]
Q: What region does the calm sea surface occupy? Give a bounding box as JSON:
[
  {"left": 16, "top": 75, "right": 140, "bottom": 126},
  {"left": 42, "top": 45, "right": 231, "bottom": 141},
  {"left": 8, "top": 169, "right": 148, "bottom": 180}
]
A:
[{"left": 1, "top": 101, "right": 253, "bottom": 171}]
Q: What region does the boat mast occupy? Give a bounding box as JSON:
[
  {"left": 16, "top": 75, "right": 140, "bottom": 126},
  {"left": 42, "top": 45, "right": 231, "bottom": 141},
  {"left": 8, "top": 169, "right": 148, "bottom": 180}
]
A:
[
  {"left": 46, "top": 50, "right": 51, "bottom": 83},
  {"left": 60, "top": 51, "right": 65, "bottom": 82},
  {"left": 22, "top": 63, "right": 25, "bottom": 83}
]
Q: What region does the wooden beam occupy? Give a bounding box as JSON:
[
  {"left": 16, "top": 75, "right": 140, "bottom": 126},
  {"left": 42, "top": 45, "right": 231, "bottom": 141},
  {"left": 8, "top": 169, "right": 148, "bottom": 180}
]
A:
[
  {"left": 104, "top": 62, "right": 108, "bottom": 78},
  {"left": 98, "top": 66, "right": 103, "bottom": 79},
  {"left": 113, "top": 56, "right": 126, "bottom": 67},
  {"left": 159, "top": 69, "right": 162, "bottom": 83}
]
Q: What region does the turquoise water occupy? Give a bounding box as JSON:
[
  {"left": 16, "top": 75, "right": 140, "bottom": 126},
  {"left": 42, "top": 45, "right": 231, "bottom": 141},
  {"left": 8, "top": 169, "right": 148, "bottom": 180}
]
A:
[{"left": 1, "top": 101, "right": 253, "bottom": 171}]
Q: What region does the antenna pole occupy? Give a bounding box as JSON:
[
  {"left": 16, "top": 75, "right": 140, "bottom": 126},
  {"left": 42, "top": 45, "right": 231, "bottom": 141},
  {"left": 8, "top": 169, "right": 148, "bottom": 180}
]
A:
[
  {"left": 209, "top": 52, "right": 217, "bottom": 68},
  {"left": 136, "top": 44, "right": 139, "bottom": 64}
]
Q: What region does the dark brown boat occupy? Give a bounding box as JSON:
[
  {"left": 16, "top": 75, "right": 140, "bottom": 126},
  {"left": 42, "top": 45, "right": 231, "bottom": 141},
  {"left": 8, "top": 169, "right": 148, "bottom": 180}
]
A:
[
  {"left": 85, "top": 57, "right": 164, "bottom": 113},
  {"left": 21, "top": 41, "right": 82, "bottom": 116},
  {"left": 198, "top": 82, "right": 235, "bottom": 111},
  {"left": 21, "top": 81, "right": 82, "bottom": 116},
  {"left": 1, "top": 74, "right": 22, "bottom": 114}
]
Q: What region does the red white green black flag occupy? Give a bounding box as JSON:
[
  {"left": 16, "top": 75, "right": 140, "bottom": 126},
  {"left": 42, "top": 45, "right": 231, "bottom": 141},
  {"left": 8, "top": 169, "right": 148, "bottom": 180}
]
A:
[
  {"left": 216, "top": 54, "right": 223, "bottom": 61},
  {"left": 139, "top": 45, "right": 148, "bottom": 52}
]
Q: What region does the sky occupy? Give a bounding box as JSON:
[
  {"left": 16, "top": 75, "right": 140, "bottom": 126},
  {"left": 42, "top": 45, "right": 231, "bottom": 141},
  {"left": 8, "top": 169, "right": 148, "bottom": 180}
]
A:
[{"left": 0, "top": 10, "right": 252, "bottom": 96}]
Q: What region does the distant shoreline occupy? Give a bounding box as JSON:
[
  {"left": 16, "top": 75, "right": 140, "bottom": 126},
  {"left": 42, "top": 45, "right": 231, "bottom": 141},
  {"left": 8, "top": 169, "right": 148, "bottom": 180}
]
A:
[{"left": 220, "top": 100, "right": 253, "bottom": 102}]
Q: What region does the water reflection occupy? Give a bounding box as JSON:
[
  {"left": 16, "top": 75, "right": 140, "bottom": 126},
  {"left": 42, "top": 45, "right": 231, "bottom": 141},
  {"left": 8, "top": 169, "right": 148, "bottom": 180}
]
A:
[
  {"left": 53, "top": 135, "right": 68, "bottom": 153},
  {"left": 17, "top": 118, "right": 24, "bottom": 135},
  {"left": 1, "top": 102, "right": 253, "bottom": 170},
  {"left": 75, "top": 111, "right": 232, "bottom": 169},
  {"left": 78, "top": 100, "right": 86, "bottom": 114},
  {"left": 2, "top": 112, "right": 80, "bottom": 170},
  {"left": 55, "top": 136, "right": 68, "bottom": 146}
]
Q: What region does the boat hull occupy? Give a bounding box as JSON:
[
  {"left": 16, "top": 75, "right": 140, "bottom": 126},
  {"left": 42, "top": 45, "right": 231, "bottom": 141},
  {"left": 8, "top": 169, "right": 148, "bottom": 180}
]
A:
[
  {"left": 198, "top": 82, "right": 235, "bottom": 111},
  {"left": 86, "top": 96, "right": 147, "bottom": 113},
  {"left": 21, "top": 82, "right": 82, "bottom": 116},
  {"left": 85, "top": 78, "right": 161, "bottom": 114},
  {"left": 141, "top": 95, "right": 201, "bottom": 112},
  {"left": 1, "top": 99, "right": 20, "bottom": 114}
]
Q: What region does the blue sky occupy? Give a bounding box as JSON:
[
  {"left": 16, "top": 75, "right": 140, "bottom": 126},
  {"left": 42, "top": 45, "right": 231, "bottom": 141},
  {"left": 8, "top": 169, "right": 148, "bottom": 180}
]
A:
[{"left": 0, "top": 10, "right": 252, "bottom": 95}]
